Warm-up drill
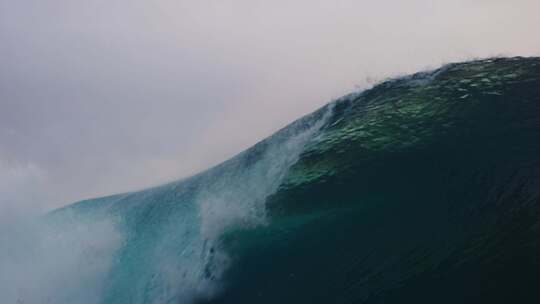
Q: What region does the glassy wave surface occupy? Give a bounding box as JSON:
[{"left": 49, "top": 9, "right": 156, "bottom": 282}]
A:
[{"left": 3, "top": 57, "right": 540, "bottom": 303}]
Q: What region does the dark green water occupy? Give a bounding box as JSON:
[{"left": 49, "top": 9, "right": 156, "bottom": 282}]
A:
[
  {"left": 47, "top": 57, "right": 540, "bottom": 304},
  {"left": 207, "top": 57, "right": 540, "bottom": 303}
]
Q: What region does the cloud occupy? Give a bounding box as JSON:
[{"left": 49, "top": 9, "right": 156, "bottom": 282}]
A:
[{"left": 1, "top": 0, "right": 539, "bottom": 210}]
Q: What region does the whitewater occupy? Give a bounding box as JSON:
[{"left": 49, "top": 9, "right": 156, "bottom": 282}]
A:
[{"left": 0, "top": 101, "right": 335, "bottom": 304}]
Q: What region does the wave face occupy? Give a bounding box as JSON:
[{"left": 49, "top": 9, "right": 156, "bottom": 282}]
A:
[{"left": 8, "top": 57, "right": 540, "bottom": 303}]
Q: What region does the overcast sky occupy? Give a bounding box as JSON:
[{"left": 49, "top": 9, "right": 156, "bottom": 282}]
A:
[{"left": 1, "top": 0, "right": 539, "bottom": 212}]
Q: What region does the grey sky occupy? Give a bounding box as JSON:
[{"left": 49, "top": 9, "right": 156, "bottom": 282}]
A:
[{"left": 1, "top": 0, "right": 539, "bottom": 211}]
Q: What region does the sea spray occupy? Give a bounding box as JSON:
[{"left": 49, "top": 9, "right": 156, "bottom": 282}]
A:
[
  {"left": 0, "top": 212, "right": 123, "bottom": 304},
  {"left": 93, "top": 102, "right": 336, "bottom": 303}
]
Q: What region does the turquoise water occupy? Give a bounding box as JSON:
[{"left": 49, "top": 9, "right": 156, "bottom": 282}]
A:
[{"left": 5, "top": 57, "right": 540, "bottom": 303}]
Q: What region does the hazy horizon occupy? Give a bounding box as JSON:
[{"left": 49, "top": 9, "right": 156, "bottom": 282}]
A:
[{"left": 1, "top": 0, "right": 540, "bottom": 212}]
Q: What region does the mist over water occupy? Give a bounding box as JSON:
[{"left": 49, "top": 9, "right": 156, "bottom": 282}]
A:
[
  {"left": 0, "top": 213, "right": 122, "bottom": 304},
  {"left": 0, "top": 158, "right": 123, "bottom": 304},
  {"left": 0, "top": 104, "right": 334, "bottom": 304}
]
